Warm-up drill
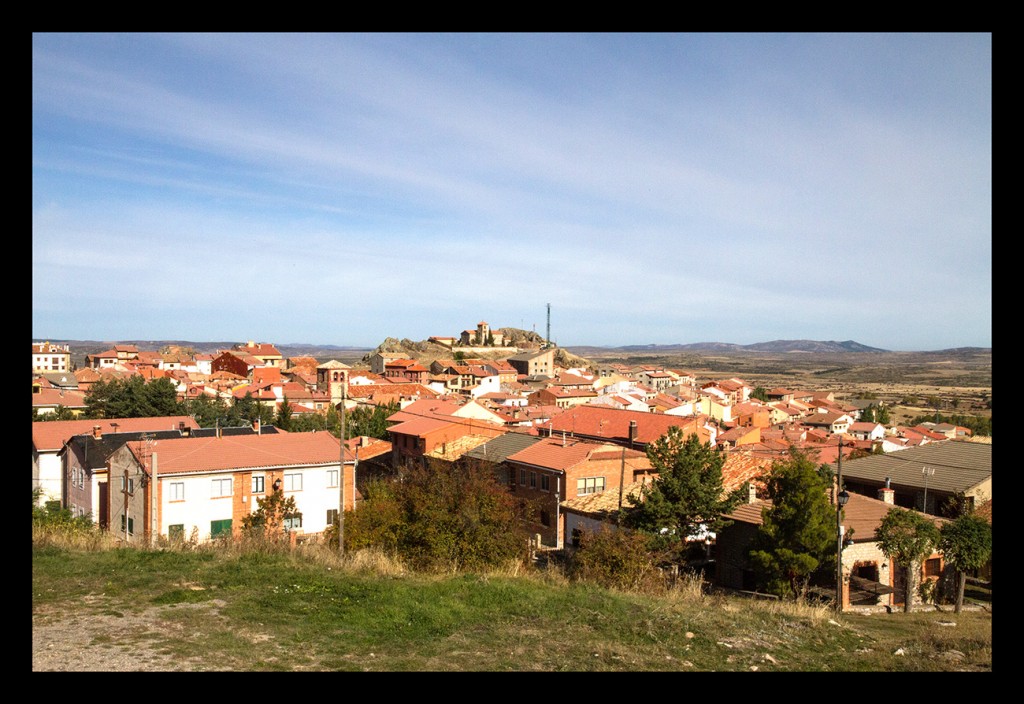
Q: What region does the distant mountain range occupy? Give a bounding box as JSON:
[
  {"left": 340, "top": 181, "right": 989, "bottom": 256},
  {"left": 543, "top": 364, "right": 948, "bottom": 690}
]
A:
[
  {"left": 44, "top": 338, "right": 990, "bottom": 360},
  {"left": 565, "top": 340, "right": 988, "bottom": 355}
]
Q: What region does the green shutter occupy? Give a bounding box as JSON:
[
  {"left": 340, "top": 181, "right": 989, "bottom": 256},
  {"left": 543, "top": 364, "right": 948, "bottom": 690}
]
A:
[{"left": 210, "top": 518, "right": 232, "bottom": 538}]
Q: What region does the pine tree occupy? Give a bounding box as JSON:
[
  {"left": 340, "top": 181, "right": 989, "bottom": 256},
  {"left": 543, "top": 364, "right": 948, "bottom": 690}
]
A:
[
  {"left": 748, "top": 450, "right": 835, "bottom": 600},
  {"left": 622, "top": 428, "right": 745, "bottom": 559}
]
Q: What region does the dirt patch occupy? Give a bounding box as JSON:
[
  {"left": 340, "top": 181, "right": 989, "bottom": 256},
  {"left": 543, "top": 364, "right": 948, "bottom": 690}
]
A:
[{"left": 32, "top": 597, "right": 229, "bottom": 672}]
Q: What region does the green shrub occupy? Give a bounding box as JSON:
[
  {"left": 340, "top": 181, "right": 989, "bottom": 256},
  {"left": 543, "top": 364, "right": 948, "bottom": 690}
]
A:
[{"left": 567, "top": 526, "right": 663, "bottom": 593}]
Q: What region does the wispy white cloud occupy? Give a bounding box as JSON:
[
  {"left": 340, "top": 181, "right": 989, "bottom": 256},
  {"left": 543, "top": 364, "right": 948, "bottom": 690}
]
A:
[{"left": 32, "top": 33, "right": 991, "bottom": 350}]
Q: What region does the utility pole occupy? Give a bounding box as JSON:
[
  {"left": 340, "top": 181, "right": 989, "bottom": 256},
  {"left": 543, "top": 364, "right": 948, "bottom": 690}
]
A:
[
  {"left": 835, "top": 437, "right": 850, "bottom": 612},
  {"left": 836, "top": 438, "right": 842, "bottom": 607},
  {"left": 123, "top": 468, "right": 131, "bottom": 543},
  {"left": 150, "top": 453, "right": 158, "bottom": 549},
  {"left": 338, "top": 382, "right": 346, "bottom": 558},
  {"left": 617, "top": 446, "right": 626, "bottom": 523}
]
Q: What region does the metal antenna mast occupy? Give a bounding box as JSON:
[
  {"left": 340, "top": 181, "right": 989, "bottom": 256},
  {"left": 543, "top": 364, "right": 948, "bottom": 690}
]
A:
[{"left": 546, "top": 303, "right": 551, "bottom": 347}]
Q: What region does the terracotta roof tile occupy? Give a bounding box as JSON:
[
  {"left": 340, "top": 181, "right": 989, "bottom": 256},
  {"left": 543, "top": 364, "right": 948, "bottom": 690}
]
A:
[
  {"left": 128, "top": 431, "right": 349, "bottom": 475},
  {"left": 33, "top": 416, "right": 201, "bottom": 452}
]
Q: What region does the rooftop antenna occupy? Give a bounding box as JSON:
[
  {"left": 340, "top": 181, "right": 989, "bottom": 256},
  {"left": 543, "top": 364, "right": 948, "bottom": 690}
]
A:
[{"left": 546, "top": 303, "right": 551, "bottom": 347}]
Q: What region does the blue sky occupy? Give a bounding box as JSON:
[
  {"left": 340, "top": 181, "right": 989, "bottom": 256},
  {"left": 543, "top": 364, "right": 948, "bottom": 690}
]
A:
[{"left": 32, "top": 33, "right": 991, "bottom": 352}]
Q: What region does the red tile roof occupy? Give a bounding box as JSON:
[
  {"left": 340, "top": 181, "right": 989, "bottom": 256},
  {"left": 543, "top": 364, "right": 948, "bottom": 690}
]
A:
[
  {"left": 539, "top": 405, "right": 708, "bottom": 446},
  {"left": 724, "top": 489, "right": 947, "bottom": 542},
  {"left": 506, "top": 437, "right": 642, "bottom": 471},
  {"left": 32, "top": 387, "right": 88, "bottom": 409},
  {"left": 33, "top": 416, "right": 201, "bottom": 452},
  {"left": 347, "top": 383, "right": 438, "bottom": 400},
  {"left": 237, "top": 342, "right": 283, "bottom": 357},
  {"left": 128, "top": 431, "right": 349, "bottom": 474}
]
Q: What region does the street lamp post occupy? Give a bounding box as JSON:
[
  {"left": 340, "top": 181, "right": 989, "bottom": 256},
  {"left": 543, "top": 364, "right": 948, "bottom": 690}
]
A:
[
  {"left": 835, "top": 438, "right": 850, "bottom": 612},
  {"left": 921, "top": 466, "right": 935, "bottom": 514}
]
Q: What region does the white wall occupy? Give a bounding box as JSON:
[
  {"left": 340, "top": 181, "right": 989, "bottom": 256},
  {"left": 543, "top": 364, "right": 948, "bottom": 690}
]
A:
[
  {"left": 157, "top": 462, "right": 342, "bottom": 542},
  {"left": 34, "top": 451, "right": 62, "bottom": 506}
]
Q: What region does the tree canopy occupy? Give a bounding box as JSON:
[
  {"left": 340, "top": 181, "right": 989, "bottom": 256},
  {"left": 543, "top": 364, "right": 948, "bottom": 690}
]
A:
[
  {"left": 85, "top": 376, "right": 181, "bottom": 418},
  {"left": 938, "top": 513, "right": 992, "bottom": 613},
  {"left": 341, "top": 458, "right": 531, "bottom": 572},
  {"left": 748, "top": 450, "right": 836, "bottom": 601},
  {"left": 876, "top": 507, "right": 940, "bottom": 612},
  {"left": 622, "top": 427, "right": 745, "bottom": 557}
]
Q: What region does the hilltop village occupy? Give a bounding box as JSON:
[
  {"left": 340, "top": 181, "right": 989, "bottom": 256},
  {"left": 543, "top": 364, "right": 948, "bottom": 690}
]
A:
[{"left": 31, "top": 323, "right": 991, "bottom": 611}]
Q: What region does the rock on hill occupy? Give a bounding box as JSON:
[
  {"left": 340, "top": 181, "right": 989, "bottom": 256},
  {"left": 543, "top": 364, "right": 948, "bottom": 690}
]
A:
[{"left": 362, "top": 328, "right": 593, "bottom": 370}]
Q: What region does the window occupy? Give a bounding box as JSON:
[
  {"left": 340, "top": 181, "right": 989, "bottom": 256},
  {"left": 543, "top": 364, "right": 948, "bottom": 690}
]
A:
[
  {"left": 326, "top": 509, "right": 338, "bottom": 526},
  {"left": 168, "top": 524, "right": 184, "bottom": 542},
  {"left": 212, "top": 478, "right": 233, "bottom": 498},
  {"left": 120, "top": 515, "right": 134, "bottom": 535},
  {"left": 541, "top": 475, "right": 550, "bottom": 492},
  {"left": 519, "top": 469, "right": 527, "bottom": 485},
  {"left": 284, "top": 473, "right": 302, "bottom": 491},
  {"left": 120, "top": 476, "right": 135, "bottom": 494},
  {"left": 252, "top": 475, "right": 265, "bottom": 494},
  {"left": 283, "top": 514, "right": 303, "bottom": 531},
  {"left": 328, "top": 469, "right": 339, "bottom": 488},
  {"left": 540, "top": 510, "right": 550, "bottom": 527},
  {"left": 210, "top": 518, "right": 232, "bottom": 538},
  {"left": 170, "top": 482, "right": 184, "bottom": 501},
  {"left": 529, "top": 472, "right": 537, "bottom": 488},
  {"left": 576, "top": 477, "right": 605, "bottom": 495},
  {"left": 924, "top": 558, "right": 943, "bottom": 578}
]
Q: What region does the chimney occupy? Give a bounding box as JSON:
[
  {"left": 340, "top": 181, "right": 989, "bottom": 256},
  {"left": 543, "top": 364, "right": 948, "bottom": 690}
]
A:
[
  {"left": 628, "top": 420, "right": 637, "bottom": 449},
  {"left": 748, "top": 483, "right": 758, "bottom": 504},
  {"left": 878, "top": 476, "right": 894, "bottom": 504},
  {"left": 93, "top": 425, "right": 102, "bottom": 439},
  {"left": 254, "top": 418, "right": 261, "bottom": 435}
]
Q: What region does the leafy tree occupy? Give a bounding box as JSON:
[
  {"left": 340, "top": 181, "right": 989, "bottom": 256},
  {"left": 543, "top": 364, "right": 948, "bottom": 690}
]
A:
[
  {"left": 289, "top": 413, "right": 328, "bottom": 433},
  {"left": 182, "top": 394, "right": 230, "bottom": 428},
  {"left": 84, "top": 376, "right": 181, "bottom": 418},
  {"left": 342, "top": 459, "right": 531, "bottom": 572},
  {"left": 876, "top": 405, "right": 891, "bottom": 425},
  {"left": 226, "top": 392, "right": 275, "bottom": 428},
  {"left": 860, "top": 405, "right": 876, "bottom": 423},
  {"left": 324, "top": 403, "right": 340, "bottom": 436},
  {"left": 486, "top": 332, "right": 495, "bottom": 346},
  {"left": 941, "top": 491, "right": 972, "bottom": 519},
  {"left": 567, "top": 526, "right": 662, "bottom": 592},
  {"left": 346, "top": 401, "right": 399, "bottom": 440},
  {"left": 275, "top": 396, "right": 294, "bottom": 432},
  {"left": 621, "top": 428, "right": 746, "bottom": 560},
  {"left": 32, "top": 488, "right": 93, "bottom": 529},
  {"left": 747, "top": 450, "right": 836, "bottom": 601},
  {"left": 453, "top": 350, "right": 466, "bottom": 362},
  {"left": 241, "top": 485, "right": 300, "bottom": 538},
  {"left": 876, "top": 508, "right": 940, "bottom": 612},
  {"left": 938, "top": 514, "right": 992, "bottom": 613},
  {"left": 907, "top": 412, "right": 991, "bottom": 437},
  {"left": 750, "top": 386, "right": 769, "bottom": 402},
  {"left": 33, "top": 405, "right": 78, "bottom": 422}
]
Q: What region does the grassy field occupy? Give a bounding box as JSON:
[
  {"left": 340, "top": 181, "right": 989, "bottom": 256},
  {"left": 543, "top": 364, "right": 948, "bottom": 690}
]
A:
[{"left": 32, "top": 534, "right": 992, "bottom": 672}]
